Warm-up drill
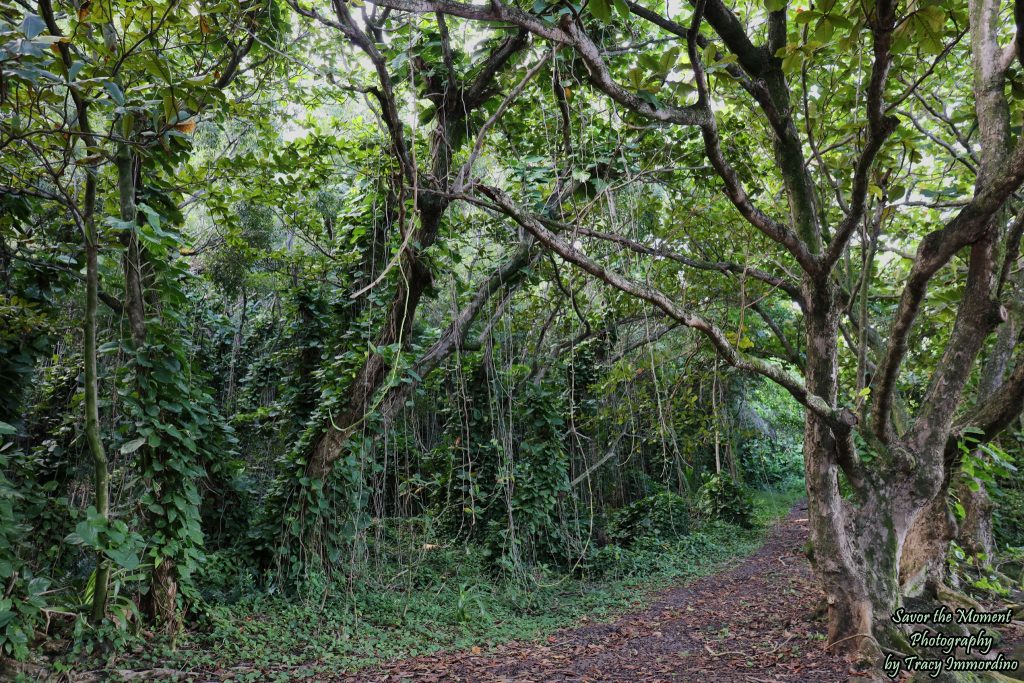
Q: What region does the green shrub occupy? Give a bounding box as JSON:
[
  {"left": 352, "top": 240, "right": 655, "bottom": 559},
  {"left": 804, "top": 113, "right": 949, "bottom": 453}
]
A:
[
  {"left": 741, "top": 435, "right": 804, "bottom": 487},
  {"left": 195, "top": 550, "right": 258, "bottom": 605},
  {"left": 697, "top": 474, "right": 753, "bottom": 528},
  {"left": 993, "top": 483, "right": 1024, "bottom": 549},
  {"left": 606, "top": 491, "right": 692, "bottom": 545},
  {"left": 0, "top": 433, "right": 50, "bottom": 661}
]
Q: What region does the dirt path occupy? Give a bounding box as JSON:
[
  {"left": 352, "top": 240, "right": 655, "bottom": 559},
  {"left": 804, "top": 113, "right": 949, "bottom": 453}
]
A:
[{"left": 328, "top": 504, "right": 855, "bottom": 682}]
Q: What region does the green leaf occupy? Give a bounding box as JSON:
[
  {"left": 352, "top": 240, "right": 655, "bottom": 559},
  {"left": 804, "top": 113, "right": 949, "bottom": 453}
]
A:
[
  {"left": 20, "top": 14, "right": 46, "bottom": 39},
  {"left": 703, "top": 42, "right": 716, "bottom": 65},
  {"left": 781, "top": 51, "right": 803, "bottom": 74},
  {"left": 764, "top": 0, "right": 786, "bottom": 12},
  {"left": 814, "top": 18, "right": 834, "bottom": 43},
  {"left": 120, "top": 437, "right": 146, "bottom": 454},
  {"left": 105, "top": 217, "right": 136, "bottom": 231},
  {"left": 27, "top": 577, "right": 49, "bottom": 596},
  {"left": 106, "top": 548, "right": 141, "bottom": 571},
  {"left": 830, "top": 15, "right": 852, "bottom": 29},
  {"left": 103, "top": 81, "right": 125, "bottom": 106},
  {"left": 138, "top": 203, "right": 162, "bottom": 230},
  {"left": 68, "top": 520, "right": 100, "bottom": 548},
  {"left": 794, "top": 9, "right": 820, "bottom": 24},
  {"left": 660, "top": 47, "right": 680, "bottom": 72},
  {"left": 80, "top": 0, "right": 112, "bottom": 23},
  {"left": 98, "top": 341, "right": 120, "bottom": 354},
  {"left": 590, "top": 0, "right": 612, "bottom": 22}
]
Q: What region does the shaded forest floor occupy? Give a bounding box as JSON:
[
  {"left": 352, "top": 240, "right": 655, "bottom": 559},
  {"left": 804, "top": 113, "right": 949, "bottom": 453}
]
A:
[
  {"left": 14, "top": 492, "right": 800, "bottom": 681},
  {"left": 322, "top": 504, "right": 854, "bottom": 682},
  {"left": 26, "top": 497, "right": 1024, "bottom": 681}
]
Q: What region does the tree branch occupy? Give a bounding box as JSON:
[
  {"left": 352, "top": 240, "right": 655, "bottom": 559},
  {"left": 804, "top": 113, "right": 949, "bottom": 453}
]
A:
[
  {"left": 871, "top": 138, "right": 1024, "bottom": 440},
  {"left": 953, "top": 352, "right": 1024, "bottom": 444},
  {"left": 571, "top": 224, "right": 805, "bottom": 307},
  {"left": 822, "top": 0, "right": 898, "bottom": 270},
  {"left": 471, "top": 184, "right": 854, "bottom": 432}
]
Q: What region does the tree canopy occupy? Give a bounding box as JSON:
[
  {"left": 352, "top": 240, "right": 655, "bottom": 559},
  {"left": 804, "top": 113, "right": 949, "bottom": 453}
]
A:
[{"left": 2, "top": 0, "right": 1024, "bottom": 677}]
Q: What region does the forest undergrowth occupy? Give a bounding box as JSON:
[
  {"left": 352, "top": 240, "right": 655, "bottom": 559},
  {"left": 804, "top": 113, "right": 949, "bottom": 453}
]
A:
[
  {"left": 24, "top": 488, "right": 803, "bottom": 682},
  {"left": 6, "top": 0, "right": 1024, "bottom": 677}
]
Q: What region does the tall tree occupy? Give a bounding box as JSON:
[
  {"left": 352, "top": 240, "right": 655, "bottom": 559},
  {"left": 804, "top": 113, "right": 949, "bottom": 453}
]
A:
[
  {"left": 5, "top": 0, "right": 271, "bottom": 631},
  {"left": 353, "top": 0, "right": 1024, "bottom": 657}
]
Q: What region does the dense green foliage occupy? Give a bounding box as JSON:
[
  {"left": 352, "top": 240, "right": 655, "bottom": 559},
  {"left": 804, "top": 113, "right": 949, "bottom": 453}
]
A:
[
  {"left": 697, "top": 474, "right": 754, "bottom": 529},
  {"left": 0, "top": 0, "right": 806, "bottom": 664},
  {"left": 3, "top": 0, "right": 1024, "bottom": 675}
]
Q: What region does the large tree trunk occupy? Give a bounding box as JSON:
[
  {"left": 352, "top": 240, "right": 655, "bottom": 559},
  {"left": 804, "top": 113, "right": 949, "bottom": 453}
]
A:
[
  {"left": 899, "top": 284, "right": 1020, "bottom": 591},
  {"left": 82, "top": 172, "right": 110, "bottom": 624},
  {"left": 802, "top": 282, "right": 862, "bottom": 643},
  {"left": 802, "top": 279, "right": 891, "bottom": 654},
  {"left": 957, "top": 480, "right": 994, "bottom": 558},
  {"left": 803, "top": 432, "right": 874, "bottom": 651},
  {"left": 148, "top": 561, "right": 178, "bottom": 635},
  {"left": 899, "top": 486, "right": 956, "bottom": 597},
  {"left": 895, "top": 223, "right": 1008, "bottom": 604},
  {"left": 801, "top": 277, "right": 957, "bottom": 657},
  {"left": 115, "top": 146, "right": 179, "bottom": 633},
  {"left": 297, "top": 26, "right": 528, "bottom": 483},
  {"left": 304, "top": 204, "right": 442, "bottom": 480}
]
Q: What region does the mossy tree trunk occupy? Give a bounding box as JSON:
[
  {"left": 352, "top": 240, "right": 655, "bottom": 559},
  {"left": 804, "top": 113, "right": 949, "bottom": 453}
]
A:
[
  {"left": 82, "top": 171, "right": 111, "bottom": 625},
  {"left": 114, "top": 145, "right": 180, "bottom": 634},
  {"left": 290, "top": 5, "right": 530, "bottom": 490},
  {"left": 42, "top": 0, "right": 112, "bottom": 623}
]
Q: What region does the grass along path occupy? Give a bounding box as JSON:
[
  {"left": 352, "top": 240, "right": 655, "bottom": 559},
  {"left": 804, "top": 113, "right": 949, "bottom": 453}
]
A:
[
  {"left": 322, "top": 502, "right": 848, "bottom": 682},
  {"left": 35, "top": 489, "right": 803, "bottom": 682}
]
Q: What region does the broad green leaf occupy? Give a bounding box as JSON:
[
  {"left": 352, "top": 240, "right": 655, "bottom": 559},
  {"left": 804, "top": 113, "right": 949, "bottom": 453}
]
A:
[
  {"left": 106, "top": 548, "right": 141, "bottom": 570},
  {"left": 590, "top": 0, "right": 612, "bottom": 23},
  {"left": 19, "top": 14, "right": 46, "bottom": 39},
  {"left": 120, "top": 437, "right": 146, "bottom": 454},
  {"left": 814, "top": 18, "right": 834, "bottom": 43},
  {"left": 103, "top": 81, "right": 125, "bottom": 106}
]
